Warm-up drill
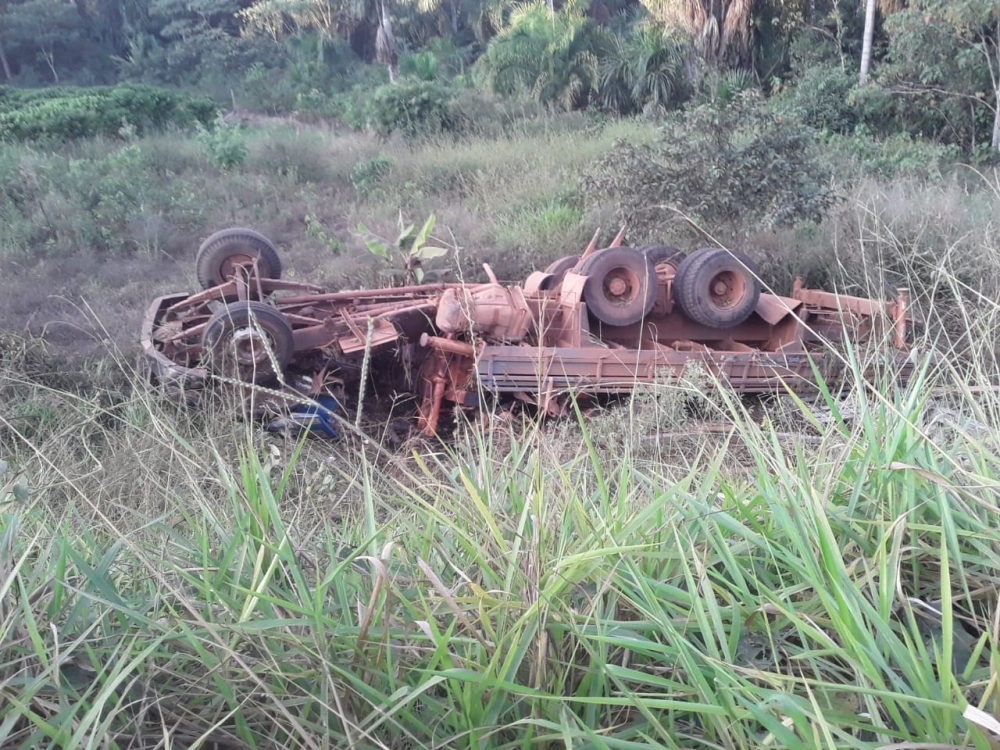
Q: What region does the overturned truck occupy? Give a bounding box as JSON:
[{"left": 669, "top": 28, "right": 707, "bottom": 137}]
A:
[{"left": 141, "top": 227, "right": 914, "bottom": 437}]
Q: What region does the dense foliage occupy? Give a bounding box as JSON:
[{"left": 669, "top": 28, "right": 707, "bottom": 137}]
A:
[
  {"left": 473, "top": 1, "right": 604, "bottom": 110},
  {"left": 370, "top": 79, "right": 457, "bottom": 138},
  {"left": 0, "top": 84, "right": 217, "bottom": 141},
  {"left": 0, "top": 0, "right": 997, "bottom": 156},
  {"left": 585, "top": 92, "right": 836, "bottom": 243}
]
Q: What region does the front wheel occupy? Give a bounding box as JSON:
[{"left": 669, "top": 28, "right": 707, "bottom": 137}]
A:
[
  {"left": 196, "top": 228, "right": 283, "bottom": 290},
  {"left": 201, "top": 301, "right": 294, "bottom": 384}
]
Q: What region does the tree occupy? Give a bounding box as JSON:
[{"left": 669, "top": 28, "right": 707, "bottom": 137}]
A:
[
  {"left": 634, "top": 0, "right": 756, "bottom": 68},
  {"left": 399, "top": 0, "right": 463, "bottom": 36},
  {"left": 376, "top": 0, "right": 399, "bottom": 80},
  {"left": 680, "top": 0, "right": 756, "bottom": 68},
  {"left": 0, "top": 0, "right": 85, "bottom": 82},
  {"left": 584, "top": 92, "right": 835, "bottom": 244},
  {"left": 599, "top": 24, "right": 693, "bottom": 114},
  {"left": 239, "top": 0, "right": 342, "bottom": 45},
  {"left": 475, "top": 1, "right": 604, "bottom": 110},
  {"left": 882, "top": 0, "right": 1000, "bottom": 152},
  {"left": 0, "top": 39, "right": 11, "bottom": 81},
  {"left": 860, "top": 0, "right": 876, "bottom": 84}
]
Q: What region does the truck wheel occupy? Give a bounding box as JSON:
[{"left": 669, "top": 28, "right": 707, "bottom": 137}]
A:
[
  {"left": 196, "top": 228, "right": 282, "bottom": 290},
  {"left": 202, "top": 301, "right": 294, "bottom": 384},
  {"left": 640, "top": 245, "right": 685, "bottom": 269},
  {"left": 542, "top": 255, "right": 580, "bottom": 288},
  {"left": 579, "top": 246, "right": 657, "bottom": 326},
  {"left": 672, "top": 248, "right": 760, "bottom": 328}
]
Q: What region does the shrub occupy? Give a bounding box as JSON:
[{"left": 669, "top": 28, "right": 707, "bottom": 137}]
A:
[
  {"left": 399, "top": 51, "right": 440, "bottom": 82},
  {"left": 819, "top": 130, "right": 961, "bottom": 182},
  {"left": 52, "top": 142, "right": 205, "bottom": 255},
  {"left": 351, "top": 153, "right": 394, "bottom": 197},
  {"left": 771, "top": 63, "right": 859, "bottom": 134},
  {"left": 196, "top": 116, "right": 248, "bottom": 170},
  {"left": 0, "top": 84, "right": 218, "bottom": 142},
  {"left": 583, "top": 92, "right": 835, "bottom": 244},
  {"left": 369, "top": 80, "right": 456, "bottom": 140},
  {"left": 244, "top": 131, "right": 332, "bottom": 184}
]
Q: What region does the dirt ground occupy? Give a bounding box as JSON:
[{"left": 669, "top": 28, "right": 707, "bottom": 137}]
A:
[{"left": 0, "top": 229, "right": 371, "bottom": 374}]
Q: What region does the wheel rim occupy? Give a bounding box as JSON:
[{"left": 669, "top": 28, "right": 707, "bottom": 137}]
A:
[
  {"left": 707, "top": 269, "right": 748, "bottom": 311},
  {"left": 601, "top": 265, "right": 642, "bottom": 307},
  {"left": 229, "top": 326, "right": 276, "bottom": 367}
]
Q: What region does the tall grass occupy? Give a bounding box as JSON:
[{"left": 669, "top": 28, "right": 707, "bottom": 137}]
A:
[
  {"left": 3, "top": 301, "right": 1000, "bottom": 748},
  {"left": 4, "top": 109, "right": 1000, "bottom": 748}
]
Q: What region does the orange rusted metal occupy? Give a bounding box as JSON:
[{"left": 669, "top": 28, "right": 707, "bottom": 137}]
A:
[{"left": 141, "top": 230, "right": 915, "bottom": 438}]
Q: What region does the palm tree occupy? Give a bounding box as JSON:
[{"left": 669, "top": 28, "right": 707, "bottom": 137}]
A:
[
  {"left": 476, "top": 1, "right": 603, "bottom": 110},
  {"left": 599, "top": 25, "right": 691, "bottom": 114},
  {"left": 674, "top": 0, "right": 755, "bottom": 69}
]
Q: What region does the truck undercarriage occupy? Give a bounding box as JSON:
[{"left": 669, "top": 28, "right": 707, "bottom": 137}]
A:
[{"left": 141, "top": 227, "right": 914, "bottom": 437}]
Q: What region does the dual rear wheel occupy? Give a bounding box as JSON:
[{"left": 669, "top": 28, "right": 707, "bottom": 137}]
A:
[{"left": 575, "top": 245, "right": 761, "bottom": 329}]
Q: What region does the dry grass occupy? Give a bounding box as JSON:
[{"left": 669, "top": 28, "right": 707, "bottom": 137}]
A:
[{"left": 3, "top": 317, "right": 1000, "bottom": 748}]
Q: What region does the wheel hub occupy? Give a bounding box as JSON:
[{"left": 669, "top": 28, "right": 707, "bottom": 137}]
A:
[
  {"left": 220, "top": 252, "right": 257, "bottom": 281},
  {"left": 602, "top": 267, "right": 640, "bottom": 306},
  {"left": 231, "top": 327, "right": 272, "bottom": 365},
  {"left": 708, "top": 270, "right": 746, "bottom": 310}
]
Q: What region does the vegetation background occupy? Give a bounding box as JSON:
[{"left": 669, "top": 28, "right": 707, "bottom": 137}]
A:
[{"left": 4, "top": 0, "right": 1000, "bottom": 748}]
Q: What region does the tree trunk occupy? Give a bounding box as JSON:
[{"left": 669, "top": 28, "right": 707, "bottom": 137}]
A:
[
  {"left": 859, "top": 0, "right": 876, "bottom": 85},
  {"left": 0, "top": 38, "right": 10, "bottom": 81},
  {"left": 991, "top": 89, "right": 1000, "bottom": 152},
  {"left": 449, "top": 0, "right": 459, "bottom": 35},
  {"left": 41, "top": 47, "right": 58, "bottom": 83},
  {"left": 376, "top": 2, "right": 398, "bottom": 83}
]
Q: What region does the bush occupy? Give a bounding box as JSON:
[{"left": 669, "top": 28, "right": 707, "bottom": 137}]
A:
[
  {"left": 444, "top": 89, "right": 552, "bottom": 138},
  {"left": 819, "top": 130, "right": 961, "bottom": 181},
  {"left": 771, "top": 63, "right": 859, "bottom": 134},
  {"left": 245, "top": 133, "right": 333, "bottom": 184},
  {"left": 583, "top": 92, "right": 835, "bottom": 244},
  {"left": 196, "top": 116, "right": 248, "bottom": 169},
  {"left": 351, "top": 153, "right": 394, "bottom": 197},
  {"left": 51, "top": 142, "right": 205, "bottom": 255},
  {"left": 369, "top": 80, "right": 456, "bottom": 140},
  {"left": 0, "top": 84, "right": 218, "bottom": 142}
]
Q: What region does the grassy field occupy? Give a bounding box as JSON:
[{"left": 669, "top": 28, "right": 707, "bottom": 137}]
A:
[{"left": 4, "top": 113, "right": 1000, "bottom": 748}]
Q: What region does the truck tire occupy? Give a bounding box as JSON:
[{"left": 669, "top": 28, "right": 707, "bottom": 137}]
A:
[
  {"left": 639, "top": 245, "right": 685, "bottom": 269},
  {"left": 196, "top": 228, "right": 283, "bottom": 290},
  {"left": 202, "top": 301, "right": 294, "bottom": 384},
  {"left": 542, "top": 255, "right": 581, "bottom": 288},
  {"left": 578, "top": 246, "right": 657, "bottom": 326},
  {"left": 672, "top": 248, "right": 760, "bottom": 329}
]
